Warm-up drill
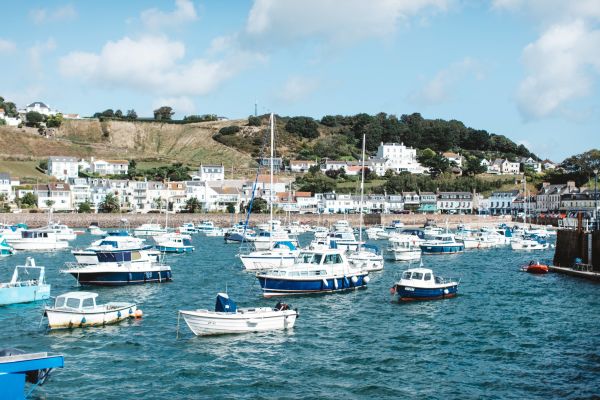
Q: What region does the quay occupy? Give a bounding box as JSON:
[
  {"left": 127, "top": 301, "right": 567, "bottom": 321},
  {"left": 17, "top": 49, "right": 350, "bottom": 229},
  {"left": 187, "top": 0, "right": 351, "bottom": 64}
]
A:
[
  {"left": 552, "top": 216, "right": 600, "bottom": 281},
  {"left": 548, "top": 264, "right": 600, "bottom": 281}
]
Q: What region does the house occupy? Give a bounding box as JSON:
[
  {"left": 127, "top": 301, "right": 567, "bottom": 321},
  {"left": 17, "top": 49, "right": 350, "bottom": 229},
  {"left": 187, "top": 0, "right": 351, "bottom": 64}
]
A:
[
  {"left": 290, "top": 160, "right": 317, "bottom": 173},
  {"left": 370, "top": 142, "right": 425, "bottom": 176},
  {"left": 518, "top": 157, "right": 542, "bottom": 173},
  {"left": 487, "top": 159, "right": 502, "bottom": 174},
  {"left": 67, "top": 178, "right": 91, "bottom": 209},
  {"left": 501, "top": 159, "right": 521, "bottom": 174},
  {"left": 48, "top": 156, "right": 79, "bottom": 181},
  {"left": 489, "top": 190, "right": 519, "bottom": 215},
  {"left": 321, "top": 160, "right": 347, "bottom": 172},
  {"left": 205, "top": 185, "right": 240, "bottom": 212},
  {"left": 436, "top": 192, "right": 473, "bottom": 214},
  {"left": 0, "top": 173, "right": 15, "bottom": 201},
  {"left": 542, "top": 160, "right": 557, "bottom": 171},
  {"left": 254, "top": 175, "right": 290, "bottom": 203},
  {"left": 536, "top": 181, "right": 578, "bottom": 213},
  {"left": 257, "top": 157, "right": 283, "bottom": 171},
  {"left": 90, "top": 159, "right": 129, "bottom": 176},
  {"left": 23, "top": 101, "right": 56, "bottom": 116},
  {"left": 129, "top": 180, "right": 149, "bottom": 212},
  {"left": 166, "top": 182, "right": 188, "bottom": 212},
  {"left": 402, "top": 192, "right": 421, "bottom": 211},
  {"left": 442, "top": 152, "right": 463, "bottom": 168},
  {"left": 418, "top": 192, "right": 437, "bottom": 213},
  {"left": 480, "top": 158, "right": 490, "bottom": 168},
  {"left": 33, "top": 182, "right": 72, "bottom": 211},
  {"left": 198, "top": 164, "right": 225, "bottom": 182},
  {"left": 560, "top": 190, "right": 600, "bottom": 215},
  {"left": 0, "top": 109, "right": 21, "bottom": 127}
]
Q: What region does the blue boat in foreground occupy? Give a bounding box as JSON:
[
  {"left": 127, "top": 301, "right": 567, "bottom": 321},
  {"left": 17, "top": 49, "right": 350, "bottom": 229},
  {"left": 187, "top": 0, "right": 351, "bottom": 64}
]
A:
[
  {"left": 391, "top": 267, "right": 459, "bottom": 301},
  {"left": 0, "top": 258, "right": 50, "bottom": 306},
  {"left": 256, "top": 248, "right": 370, "bottom": 297},
  {"left": 0, "top": 349, "right": 63, "bottom": 400}
]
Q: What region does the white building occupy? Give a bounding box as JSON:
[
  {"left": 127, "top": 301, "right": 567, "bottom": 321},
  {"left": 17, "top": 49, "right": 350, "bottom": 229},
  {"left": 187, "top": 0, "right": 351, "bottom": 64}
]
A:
[
  {"left": 489, "top": 190, "right": 519, "bottom": 215},
  {"left": 0, "top": 109, "right": 21, "bottom": 127},
  {"left": 290, "top": 160, "right": 317, "bottom": 173},
  {"left": 48, "top": 156, "right": 79, "bottom": 181},
  {"left": 33, "top": 183, "right": 72, "bottom": 211},
  {"left": 68, "top": 178, "right": 91, "bottom": 209},
  {"left": 0, "top": 173, "right": 15, "bottom": 201},
  {"left": 90, "top": 159, "right": 129, "bottom": 176},
  {"left": 501, "top": 159, "right": 520, "bottom": 174},
  {"left": 370, "top": 142, "right": 425, "bottom": 176},
  {"left": 442, "top": 152, "right": 463, "bottom": 168},
  {"left": 198, "top": 164, "right": 225, "bottom": 182},
  {"left": 23, "top": 101, "right": 56, "bottom": 116},
  {"left": 437, "top": 192, "right": 473, "bottom": 214},
  {"left": 519, "top": 157, "right": 542, "bottom": 173}
]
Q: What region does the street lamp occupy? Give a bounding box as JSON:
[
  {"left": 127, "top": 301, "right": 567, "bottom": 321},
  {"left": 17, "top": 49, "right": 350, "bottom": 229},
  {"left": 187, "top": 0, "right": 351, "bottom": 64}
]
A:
[{"left": 594, "top": 168, "right": 598, "bottom": 231}]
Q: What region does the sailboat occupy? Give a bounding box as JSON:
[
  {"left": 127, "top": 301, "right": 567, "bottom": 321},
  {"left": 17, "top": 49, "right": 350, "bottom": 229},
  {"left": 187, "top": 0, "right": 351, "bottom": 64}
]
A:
[
  {"left": 347, "top": 134, "right": 384, "bottom": 272},
  {"left": 154, "top": 197, "right": 195, "bottom": 253},
  {"left": 240, "top": 114, "right": 299, "bottom": 270}
]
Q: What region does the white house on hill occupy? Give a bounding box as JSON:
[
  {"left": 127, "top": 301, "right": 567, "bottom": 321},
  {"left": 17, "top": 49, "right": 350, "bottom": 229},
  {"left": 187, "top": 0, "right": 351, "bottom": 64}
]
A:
[
  {"left": 370, "top": 142, "right": 425, "bottom": 176},
  {"left": 48, "top": 156, "right": 79, "bottom": 181},
  {"left": 23, "top": 101, "right": 57, "bottom": 116}
]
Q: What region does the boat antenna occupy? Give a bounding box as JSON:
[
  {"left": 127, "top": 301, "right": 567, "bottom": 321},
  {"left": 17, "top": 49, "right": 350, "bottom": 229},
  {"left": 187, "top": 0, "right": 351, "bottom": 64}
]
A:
[
  {"left": 269, "top": 113, "right": 274, "bottom": 248},
  {"left": 358, "top": 134, "right": 366, "bottom": 250}
]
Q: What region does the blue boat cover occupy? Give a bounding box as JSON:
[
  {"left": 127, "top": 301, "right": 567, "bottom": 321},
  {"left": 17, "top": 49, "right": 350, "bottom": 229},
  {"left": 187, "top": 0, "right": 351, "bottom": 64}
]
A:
[
  {"left": 274, "top": 241, "right": 297, "bottom": 250},
  {"left": 97, "top": 250, "right": 132, "bottom": 263},
  {"left": 215, "top": 293, "right": 237, "bottom": 313},
  {"left": 107, "top": 231, "right": 130, "bottom": 237},
  {"left": 329, "top": 240, "right": 338, "bottom": 249},
  {"left": 505, "top": 228, "right": 512, "bottom": 238},
  {"left": 361, "top": 243, "right": 380, "bottom": 255}
]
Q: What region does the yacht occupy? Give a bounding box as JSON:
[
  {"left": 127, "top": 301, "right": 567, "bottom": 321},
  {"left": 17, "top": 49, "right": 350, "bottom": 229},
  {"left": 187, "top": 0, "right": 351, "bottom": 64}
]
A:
[
  {"left": 388, "top": 235, "right": 422, "bottom": 261},
  {"left": 133, "top": 223, "right": 167, "bottom": 237},
  {"left": 7, "top": 229, "right": 69, "bottom": 251}
]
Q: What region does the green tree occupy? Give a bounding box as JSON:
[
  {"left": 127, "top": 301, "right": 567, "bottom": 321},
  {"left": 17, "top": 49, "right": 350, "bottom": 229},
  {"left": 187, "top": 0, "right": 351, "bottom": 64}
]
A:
[
  {"left": 0, "top": 118, "right": 5, "bottom": 126},
  {"left": 463, "top": 156, "right": 487, "bottom": 176},
  {"left": 19, "top": 192, "right": 38, "bottom": 208},
  {"left": 246, "top": 197, "right": 269, "bottom": 213},
  {"left": 184, "top": 197, "right": 202, "bottom": 213},
  {"left": 25, "top": 111, "right": 44, "bottom": 127},
  {"left": 320, "top": 115, "right": 338, "bottom": 127},
  {"left": 126, "top": 109, "right": 138, "bottom": 120},
  {"left": 285, "top": 116, "right": 319, "bottom": 139},
  {"left": 418, "top": 149, "right": 451, "bottom": 177},
  {"left": 99, "top": 193, "right": 120, "bottom": 213},
  {"left": 153, "top": 106, "right": 174, "bottom": 121},
  {"left": 46, "top": 113, "right": 64, "bottom": 128},
  {"left": 115, "top": 109, "right": 123, "bottom": 119},
  {"left": 226, "top": 203, "right": 236, "bottom": 213},
  {"left": 219, "top": 125, "right": 240, "bottom": 135},
  {"left": 295, "top": 171, "right": 336, "bottom": 194},
  {"left": 248, "top": 116, "right": 261, "bottom": 126},
  {"left": 45, "top": 199, "right": 55, "bottom": 209},
  {"left": 78, "top": 200, "right": 93, "bottom": 213}
]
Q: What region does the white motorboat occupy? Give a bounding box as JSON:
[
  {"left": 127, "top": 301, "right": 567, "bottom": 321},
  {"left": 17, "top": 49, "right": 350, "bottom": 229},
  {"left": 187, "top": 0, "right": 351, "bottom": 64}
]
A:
[
  {"left": 459, "top": 234, "right": 496, "bottom": 249},
  {"left": 133, "top": 223, "right": 167, "bottom": 237},
  {"left": 510, "top": 237, "right": 550, "bottom": 250},
  {"left": 71, "top": 231, "right": 152, "bottom": 264},
  {"left": 388, "top": 235, "right": 422, "bottom": 261},
  {"left": 89, "top": 226, "right": 107, "bottom": 236},
  {"left": 154, "top": 232, "right": 194, "bottom": 253},
  {"left": 44, "top": 292, "right": 138, "bottom": 329},
  {"left": 0, "top": 258, "right": 50, "bottom": 306},
  {"left": 347, "top": 244, "right": 384, "bottom": 272},
  {"left": 248, "top": 230, "right": 298, "bottom": 251},
  {"left": 365, "top": 226, "right": 387, "bottom": 240},
  {"left": 178, "top": 222, "right": 197, "bottom": 234},
  {"left": 205, "top": 228, "right": 225, "bottom": 237},
  {"left": 239, "top": 241, "right": 299, "bottom": 271},
  {"left": 43, "top": 223, "right": 77, "bottom": 241},
  {"left": 7, "top": 229, "right": 69, "bottom": 251},
  {"left": 0, "top": 223, "right": 28, "bottom": 241},
  {"left": 179, "top": 293, "right": 297, "bottom": 336},
  {"left": 196, "top": 220, "right": 216, "bottom": 234}
]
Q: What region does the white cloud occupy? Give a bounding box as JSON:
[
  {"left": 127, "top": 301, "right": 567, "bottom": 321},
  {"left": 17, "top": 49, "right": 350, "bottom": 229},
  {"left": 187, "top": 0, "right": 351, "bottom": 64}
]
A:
[
  {"left": 244, "top": 0, "right": 449, "bottom": 46},
  {"left": 153, "top": 97, "right": 195, "bottom": 116},
  {"left": 59, "top": 35, "right": 262, "bottom": 97},
  {"left": 29, "top": 38, "right": 57, "bottom": 74},
  {"left": 492, "top": 0, "right": 600, "bottom": 24},
  {"left": 277, "top": 76, "right": 320, "bottom": 103},
  {"left": 141, "top": 0, "right": 198, "bottom": 30},
  {"left": 410, "top": 57, "right": 482, "bottom": 105},
  {"left": 0, "top": 38, "right": 16, "bottom": 53},
  {"left": 30, "top": 5, "right": 77, "bottom": 24}
]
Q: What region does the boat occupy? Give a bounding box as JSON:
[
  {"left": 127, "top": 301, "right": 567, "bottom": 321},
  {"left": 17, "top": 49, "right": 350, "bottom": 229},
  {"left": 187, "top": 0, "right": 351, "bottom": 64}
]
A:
[
  {"left": 365, "top": 226, "right": 388, "bottom": 240},
  {"left": 224, "top": 223, "right": 256, "bottom": 243},
  {"left": 510, "top": 236, "right": 550, "bottom": 250},
  {"left": 43, "top": 223, "right": 77, "bottom": 241},
  {"left": 0, "top": 237, "right": 15, "bottom": 256},
  {"left": 89, "top": 226, "right": 107, "bottom": 236},
  {"left": 178, "top": 293, "right": 298, "bottom": 336},
  {"left": 178, "top": 222, "right": 197, "bottom": 234},
  {"left": 205, "top": 227, "right": 225, "bottom": 237},
  {"left": 133, "top": 223, "right": 167, "bottom": 237},
  {"left": 420, "top": 233, "right": 464, "bottom": 255},
  {"left": 240, "top": 241, "right": 299, "bottom": 271},
  {"left": 0, "top": 258, "right": 50, "bottom": 306},
  {"left": 521, "top": 260, "right": 549, "bottom": 274},
  {"left": 44, "top": 292, "right": 139, "bottom": 329},
  {"left": 256, "top": 247, "right": 370, "bottom": 297},
  {"left": 154, "top": 233, "right": 194, "bottom": 253},
  {"left": 390, "top": 267, "right": 459, "bottom": 301},
  {"left": 196, "top": 220, "right": 216, "bottom": 234},
  {"left": 61, "top": 249, "right": 172, "bottom": 286},
  {"left": 387, "top": 235, "right": 422, "bottom": 261},
  {"left": 0, "top": 350, "right": 63, "bottom": 399},
  {"left": 6, "top": 229, "right": 69, "bottom": 251},
  {"left": 71, "top": 231, "right": 153, "bottom": 264},
  {"left": 0, "top": 223, "right": 27, "bottom": 241}
]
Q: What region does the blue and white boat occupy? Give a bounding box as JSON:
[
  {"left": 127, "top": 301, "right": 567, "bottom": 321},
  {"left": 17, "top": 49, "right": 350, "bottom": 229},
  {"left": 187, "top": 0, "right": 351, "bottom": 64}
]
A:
[
  {"left": 420, "top": 234, "right": 464, "bottom": 254},
  {"left": 0, "top": 223, "right": 27, "bottom": 241},
  {"left": 0, "top": 258, "right": 50, "bottom": 306},
  {"left": 224, "top": 224, "right": 256, "bottom": 244},
  {"left": 239, "top": 241, "right": 299, "bottom": 271},
  {"left": 178, "top": 222, "right": 197, "bottom": 234},
  {"left": 60, "top": 249, "right": 172, "bottom": 286},
  {"left": 133, "top": 223, "right": 168, "bottom": 237},
  {"left": 256, "top": 248, "right": 370, "bottom": 297},
  {"left": 154, "top": 233, "right": 194, "bottom": 253},
  {"left": 71, "top": 231, "right": 153, "bottom": 264},
  {"left": 196, "top": 220, "right": 216, "bottom": 234},
  {"left": 391, "top": 267, "right": 459, "bottom": 301},
  {"left": 0, "top": 237, "right": 15, "bottom": 256}
]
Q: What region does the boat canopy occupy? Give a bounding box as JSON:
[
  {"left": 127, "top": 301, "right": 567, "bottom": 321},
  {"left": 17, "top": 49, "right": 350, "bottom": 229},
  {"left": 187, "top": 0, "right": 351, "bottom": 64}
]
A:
[
  {"left": 215, "top": 293, "right": 237, "bottom": 313},
  {"left": 273, "top": 241, "right": 297, "bottom": 250},
  {"left": 96, "top": 250, "right": 135, "bottom": 263},
  {"left": 106, "top": 231, "right": 130, "bottom": 237},
  {"left": 360, "top": 243, "right": 380, "bottom": 255}
]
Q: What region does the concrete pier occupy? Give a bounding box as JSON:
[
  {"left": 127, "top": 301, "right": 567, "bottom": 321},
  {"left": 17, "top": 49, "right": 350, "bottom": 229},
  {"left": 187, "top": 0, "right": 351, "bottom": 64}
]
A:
[{"left": 552, "top": 228, "right": 600, "bottom": 280}]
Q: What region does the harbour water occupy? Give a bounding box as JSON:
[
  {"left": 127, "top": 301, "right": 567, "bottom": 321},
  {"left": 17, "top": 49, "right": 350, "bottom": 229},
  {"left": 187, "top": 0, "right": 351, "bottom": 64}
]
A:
[{"left": 1, "top": 233, "right": 599, "bottom": 399}]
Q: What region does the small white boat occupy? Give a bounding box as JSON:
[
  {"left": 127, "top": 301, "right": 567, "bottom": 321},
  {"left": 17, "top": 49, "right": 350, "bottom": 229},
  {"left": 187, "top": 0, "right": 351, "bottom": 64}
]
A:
[
  {"left": 510, "top": 237, "right": 550, "bottom": 250},
  {"left": 205, "top": 228, "right": 225, "bottom": 237},
  {"left": 179, "top": 293, "right": 297, "bottom": 336},
  {"left": 44, "top": 223, "right": 77, "bottom": 241},
  {"left": 347, "top": 244, "right": 384, "bottom": 272},
  {"left": 154, "top": 233, "right": 194, "bottom": 253},
  {"left": 365, "top": 226, "right": 387, "bottom": 240},
  {"left": 239, "top": 241, "right": 299, "bottom": 271},
  {"left": 0, "top": 258, "right": 50, "bottom": 306},
  {"left": 133, "top": 223, "right": 167, "bottom": 237},
  {"left": 44, "top": 292, "right": 138, "bottom": 329},
  {"left": 388, "top": 235, "right": 422, "bottom": 261},
  {"left": 178, "top": 222, "right": 197, "bottom": 234},
  {"left": 89, "top": 226, "right": 107, "bottom": 236},
  {"left": 7, "top": 229, "right": 69, "bottom": 251}
]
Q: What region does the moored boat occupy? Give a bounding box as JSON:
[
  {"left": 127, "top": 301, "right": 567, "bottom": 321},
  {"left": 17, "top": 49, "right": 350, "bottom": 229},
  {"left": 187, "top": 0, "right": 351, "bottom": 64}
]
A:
[
  {"left": 521, "top": 260, "right": 549, "bottom": 274},
  {"left": 0, "top": 258, "right": 50, "bottom": 306},
  {"left": 391, "top": 267, "right": 459, "bottom": 301},
  {"left": 387, "top": 235, "right": 422, "bottom": 261},
  {"left": 7, "top": 229, "right": 69, "bottom": 251},
  {"left": 154, "top": 233, "right": 194, "bottom": 253},
  {"left": 347, "top": 244, "right": 384, "bottom": 272},
  {"left": 239, "top": 241, "right": 299, "bottom": 271},
  {"left": 179, "top": 293, "right": 297, "bottom": 336},
  {"left": 420, "top": 234, "right": 464, "bottom": 255}
]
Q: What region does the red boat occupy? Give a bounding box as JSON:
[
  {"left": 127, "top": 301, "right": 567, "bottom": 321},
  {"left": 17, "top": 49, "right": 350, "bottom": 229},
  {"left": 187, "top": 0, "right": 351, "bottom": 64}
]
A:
[{"left": 522, "top": 260, "right": 549, "bottom": 274}]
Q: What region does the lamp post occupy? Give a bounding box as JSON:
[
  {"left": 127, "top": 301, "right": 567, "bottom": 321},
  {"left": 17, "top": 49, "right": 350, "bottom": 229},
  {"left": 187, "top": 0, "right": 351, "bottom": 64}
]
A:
[{"left": 594, "top": 168, "right": 598, "bottom": 231}]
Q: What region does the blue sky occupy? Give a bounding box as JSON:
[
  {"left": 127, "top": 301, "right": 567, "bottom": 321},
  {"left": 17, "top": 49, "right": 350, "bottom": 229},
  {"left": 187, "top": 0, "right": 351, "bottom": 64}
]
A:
[{"left": 1, "top": 0, "right": 599, "bottom": 162}]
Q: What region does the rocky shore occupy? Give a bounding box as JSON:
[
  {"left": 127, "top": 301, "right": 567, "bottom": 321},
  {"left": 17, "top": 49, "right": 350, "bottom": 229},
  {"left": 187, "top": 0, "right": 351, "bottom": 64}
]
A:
[{"left": 0, "top": 212, "right": 513, "bottom": 229}]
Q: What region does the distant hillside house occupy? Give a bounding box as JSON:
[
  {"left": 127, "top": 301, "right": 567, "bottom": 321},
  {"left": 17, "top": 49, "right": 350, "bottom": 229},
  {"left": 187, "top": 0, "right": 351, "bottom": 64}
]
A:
[
  {"left": 543, "top": 160, "right": 557, "bottom": 170},
  {"left": 518, "top": 157, "right": 542, "bottom": 173},
  {"left": 290, "top": 160, "right": 317, "bottom": 173},
  {"left": 91, "top": 159, "right": 129, "bottom": 176},
  {"left": 48, "top": 156, "right": 79, "bottom": 181},
  {"left": 257, "top": 157, "right": 283, "bottom": 171},
  {"left": 33, "top": 182, "right": 72, "bottom": 211},
  {"left": 321, "top": 160, "right": 347, "bottom": 172},
  {"left": 371, "top": 142, "right": 425, "bottom": 176},
  {"left": 442, "top": 152, "right": 463, "bottom": 168},
  {"left": 198, "top": 164, "right": 225, "bottom": 182},
  {"left": 489, "top": 158, "right": 520, "bottom": 175},
  {"left": 23, "top": 101, "right": 57, "bottom": 116},
  {"left": 0, "top": 108, "right": 22, "bottom": 127},
  {"left": 0, "top": 173, "right": 14, "bottom": 201}
]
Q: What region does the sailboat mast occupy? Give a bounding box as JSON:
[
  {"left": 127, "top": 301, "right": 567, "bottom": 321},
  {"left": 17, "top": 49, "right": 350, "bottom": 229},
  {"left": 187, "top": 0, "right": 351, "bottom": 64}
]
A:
[
  {"left": 269, "top": 113, "right": 274, "bottom": 245},
  {"left": 523, "top": 175, "right": 527, "bottom": 226},
  {"left": 359, "top": 134, "right": 366, "bottom": 246}
]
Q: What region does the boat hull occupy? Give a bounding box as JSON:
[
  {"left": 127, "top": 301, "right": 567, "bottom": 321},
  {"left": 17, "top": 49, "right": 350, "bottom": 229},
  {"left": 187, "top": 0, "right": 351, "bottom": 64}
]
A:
[
  {"left": 391, "top": 250, "right": 421, "bottom": 261},
  {"left": 155, "top": 245, "right": 194, "bottom": 253},
  {"left": 45, "top": 303, "right": 137, "bottom": 329},
  {"left": 180, "top": 309, "right": 297, "bottom": 336},
  {"left": 393, "top": 283, "right": 458, "bottom": 301},
  {"left": 65, "top": 269, "right": 172, "bottom": 286},
  {"left": 0, "top": 284, "right": 51, "bottom": 306},
  {"left": 8, "top": 241, "right": 69, "bottom": 251},
  {"left": 420, "top": 244, "right": 464, "bottom": 254},
  {"left": 257, "top": 274, "right": 369, "bottom": 297}
]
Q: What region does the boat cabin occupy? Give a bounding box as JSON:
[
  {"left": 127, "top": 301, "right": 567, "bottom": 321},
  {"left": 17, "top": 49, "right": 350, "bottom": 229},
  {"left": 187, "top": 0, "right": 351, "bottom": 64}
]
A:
[
  {"left": 296, "top": 249, "right": 346, "bottom": 266},
  {"left": 21, "top": 230, "right": 54, "bottom": 239},
  {"left": 400, "top": 268, "right": 442, "bottom": 286},
  {"left": 53, "top": 292, "right": 98, "bottom": 310}
]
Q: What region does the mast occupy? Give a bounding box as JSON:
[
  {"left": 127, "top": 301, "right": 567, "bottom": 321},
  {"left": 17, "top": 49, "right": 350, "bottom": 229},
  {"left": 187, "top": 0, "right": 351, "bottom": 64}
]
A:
[
  {"left": 269, "top": 113, "right": 274, "bottom": 246},
  {"left": 523, "top": 175, "right": 527, "bottom": 226},
  {"left": 358, "top": 134, "right": 366, "bottom": 248}
]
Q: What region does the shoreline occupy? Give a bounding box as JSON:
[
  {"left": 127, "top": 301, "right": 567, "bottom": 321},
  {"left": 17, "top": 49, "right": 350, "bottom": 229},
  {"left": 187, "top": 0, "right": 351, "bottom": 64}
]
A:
[{"left": 0, "top": 212, "right": 517, "bottom": 229}]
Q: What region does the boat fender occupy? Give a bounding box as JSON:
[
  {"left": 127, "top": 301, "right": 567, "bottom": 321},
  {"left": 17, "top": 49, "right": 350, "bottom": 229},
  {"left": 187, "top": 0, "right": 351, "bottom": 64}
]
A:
[
  {"left": 351, "top": 275, "right": 358, "bottom": 284},
  {"left": 134, "top": 309, "right": 143, "bottom": 318},
  {"left": 443, "top": 289, "right": 449, "bottom": 295},
  {"left": 81, "top": 317, "right": 86, "bottom": 325},
  {"left": 390, "top": 286, "right": 396, "bottom": 295},
  {"left": 322, "top": 278, "right": 328, "bottom": 287},
  {"left": 363, "top": 276, "right": 370, "bottom": 284},
  {"left": 344, "top": 277, "right": 350, "bottom": 287},
  {"left": 117, "top": 311, "right": 122, "bottom": 318},
  {"left": 333, "top": 279, "right": 339, "bottom": 289},
  {"left": 129, "top": 308, "right": 133, "bottom": 315}
]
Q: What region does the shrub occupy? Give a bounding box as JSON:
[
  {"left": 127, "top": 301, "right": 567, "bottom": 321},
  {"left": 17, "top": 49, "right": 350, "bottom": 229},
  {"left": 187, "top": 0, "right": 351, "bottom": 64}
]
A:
[{"left": 219, "top": 125, "right": 241, "bottom": 135}]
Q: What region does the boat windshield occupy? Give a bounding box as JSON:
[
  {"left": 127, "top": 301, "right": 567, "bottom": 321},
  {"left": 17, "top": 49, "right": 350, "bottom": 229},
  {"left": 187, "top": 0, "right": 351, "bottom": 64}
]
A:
[
  {"left": 402, "top": 271, "right": 411, "bottom": 279},
  {"left": 411, "top": 272, "right": 423, "bottom": 280},
  {"left": 297, "top": 253, "right": 323, "bottom": 264},
  {"left": 65, "top": 297, "right": 80, "bottom": 309},
  {"left": 55, "top": 297, "right": 66, "bottom": 308}
]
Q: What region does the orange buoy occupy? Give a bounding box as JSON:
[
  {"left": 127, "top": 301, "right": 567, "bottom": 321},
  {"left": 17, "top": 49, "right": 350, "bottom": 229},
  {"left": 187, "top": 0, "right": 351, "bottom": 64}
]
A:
[{"left": 134, "top": 309, "right": 143, "bottom": 318}]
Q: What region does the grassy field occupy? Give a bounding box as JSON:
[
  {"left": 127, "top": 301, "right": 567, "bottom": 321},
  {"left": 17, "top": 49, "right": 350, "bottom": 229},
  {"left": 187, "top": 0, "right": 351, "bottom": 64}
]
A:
[{"left": 0, "top": 161, "right": 48, "bottom": 182}]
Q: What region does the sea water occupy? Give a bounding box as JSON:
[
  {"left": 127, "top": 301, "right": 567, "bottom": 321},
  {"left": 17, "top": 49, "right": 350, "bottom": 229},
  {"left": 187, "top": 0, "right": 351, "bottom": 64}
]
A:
[{"left": 1, "top": 233, "right": 599, "bottom": 399}]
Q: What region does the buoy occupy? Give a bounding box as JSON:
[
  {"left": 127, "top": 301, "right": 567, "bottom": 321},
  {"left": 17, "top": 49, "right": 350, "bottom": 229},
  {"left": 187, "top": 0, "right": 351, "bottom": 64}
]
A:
[
  {"left": 351, "top": 276, "right": 358, "bottom": 284},
  {"left": 134, "top": 309, "right": 143, "bottom": 318},
  {"left": 363, "top": 276, "right": 370, "bottom": 284}
]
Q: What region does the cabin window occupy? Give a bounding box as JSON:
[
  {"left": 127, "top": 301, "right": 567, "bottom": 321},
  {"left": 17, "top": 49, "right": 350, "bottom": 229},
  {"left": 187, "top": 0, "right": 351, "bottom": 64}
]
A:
[
  {"left": 424, "top": 273, "right": 432, "bottom": 281},
  {"left": 324, "top": 254, "right": 342, "bottom": 264},
  {"left": 66, "top": 298, "right": 81, "bottom": 309},
  {"left": 402, "top": 271, "right": 411, "bottom": 279},
  {"left": 311, "top": 254, "right": 323, "bottom": 264},
  {"left": 298, "top": 253, "right": 313, "bottom": 263},
  {"left": 55, "top": 297, "right": 65, "bottom": 307},
  {"left": 82, "top": 298, "right": 94, "bottom": 308},
  {"left": 412, "top": 272, "right": 423, "bottom": 280}
]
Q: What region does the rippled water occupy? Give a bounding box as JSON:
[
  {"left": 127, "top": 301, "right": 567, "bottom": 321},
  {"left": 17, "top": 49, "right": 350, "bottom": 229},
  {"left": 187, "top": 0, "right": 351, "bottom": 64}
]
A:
[{"left": 1, "top": 233, "right": 600, "bottom": 399}]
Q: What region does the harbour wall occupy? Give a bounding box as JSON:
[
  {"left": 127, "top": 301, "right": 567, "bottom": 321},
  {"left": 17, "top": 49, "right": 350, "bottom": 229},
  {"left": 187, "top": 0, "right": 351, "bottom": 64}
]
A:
[
  {"left": 0, "top": 212, "right": 513, "bottom": 229},
  {"left": 553, "top": 230, "right": 600, "bottom": 271}
]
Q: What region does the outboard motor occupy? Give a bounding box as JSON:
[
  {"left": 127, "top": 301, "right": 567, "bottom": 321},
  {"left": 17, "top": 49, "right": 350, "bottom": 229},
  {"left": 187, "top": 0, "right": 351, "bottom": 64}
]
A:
[{"left": 0, "top": 348, "right": 52, "bottom": 385}]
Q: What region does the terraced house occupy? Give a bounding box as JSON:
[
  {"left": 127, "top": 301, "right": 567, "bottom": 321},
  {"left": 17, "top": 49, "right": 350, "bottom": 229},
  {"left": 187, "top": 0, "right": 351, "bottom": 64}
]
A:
[{"left": 436, "top": 192, "right": 473, "bottom": 214}]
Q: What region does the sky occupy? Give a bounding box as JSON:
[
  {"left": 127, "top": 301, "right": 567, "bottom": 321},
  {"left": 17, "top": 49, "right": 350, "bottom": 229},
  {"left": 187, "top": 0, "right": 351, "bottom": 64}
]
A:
[{"left": 1, "top": 0, "right": 599, "bottom": 162}]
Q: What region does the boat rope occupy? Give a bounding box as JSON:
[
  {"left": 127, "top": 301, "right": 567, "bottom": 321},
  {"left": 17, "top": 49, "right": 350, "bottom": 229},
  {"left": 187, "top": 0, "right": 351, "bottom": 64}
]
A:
[{"left": 24, "top": 368, "right": 53, "bottom": 399}]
